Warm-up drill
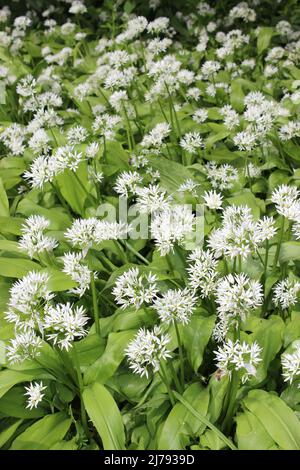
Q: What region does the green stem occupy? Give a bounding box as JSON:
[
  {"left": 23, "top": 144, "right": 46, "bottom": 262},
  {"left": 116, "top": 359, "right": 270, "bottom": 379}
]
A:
[
  {"left": 174, "top": 392, "right": 237, "bottom": 450},
  {"left": 272, "top": 216, "right": 285, "bottom": 272},
  {"left": 90, "top": 272, "right": 100, "bottom": 335},
  {"left": 159, "top": 362, "right": 175, "bottom": 406},
  {"left": 174, "top": 320, "right": 185, "bottom": 390},
  {"left": 72, "top": 346, "right": 90, "bottom": 438},
  {"left": 169, "top": 360, "right": 183, "bottom": 394},
  {"left": 263, "top": 239, "right": 269, "bottom": 279},
  {"left": 238, "top": 255, "right": 242, "bottom": 273},
  {"left": 121, "top": 240, "right": 149, "bottom": 265},
  {"left": 222, "top": 371, "right": 240, "bottom": 435}
]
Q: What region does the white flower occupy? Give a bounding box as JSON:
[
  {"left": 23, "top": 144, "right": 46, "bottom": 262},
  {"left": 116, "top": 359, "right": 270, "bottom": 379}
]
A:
[
  {"left": 86, "top": 142, "right": 99, "bottom": 159},
  {"left": 178, "top": 179, "right": 200, "bottom": 196},
  {"left": 153, "top": 288, "right": 196, "bottom": 325},
  {"left": 44, "top": 303, "right": 89, "bottom": 350},
  {"left": 233, "top": 129, "right": 257, "bottom": 151},
  {"left": 65, "top": 218, "right": 98, "bottom": 251},
  {"left": 92, "top": 113, "right": 121, "bottom": 139},
  {"left": 65, "top": 218, "right": 130, "bottom": 251},
  {"left": 201, "top": 60, "right": 221, "bottom": 78},
  {"left": 141, "top": 122, "right": 170, "bottom": 148},
  {"left": 62, "top": 252, "right": 92, "bottom": 297},
  {"left": 19, "top": 215, "right": 58, "bottom": 258},
  {"left": 229, "top": 2, "right": 256, "bottom": 22},
  {"left": 5, "top": 271, "right": 54, "bottom": 330},
  {"left": 220, "top": 105, "right": 240, "bottom": 130},
  {"left": 112, "top": 268, "right": 158, "bottom": 310},
  {"left": 187, "top": 248, "right": 219, "bottom": 297},
  {"left": 135, "top": 184, "right": 171, "bottom": 214},
  {"left": 114, "top": 171, "right": 143, "bottom": 197},
  {"left": 23, "top": 155, "right": 54, "bottom": 189},
  {"left": 215, "top": 339, "right": 262, "bottom": 384},
  {"left": 67, "top": 125, "right": 88, "bottom": 145},
  {"left": 203, "top": 190, "right": 223, "bottom": 210},
  {"left": 24, "top": 382, "right": 47, "bottom": 409},
  {"left": 180, "top": 132, "right": 204, "bottom": 154},
  {"left": 192, "top": 109, "right": 208, "bottom": 124},
  {"left": 213, "top": 273, "right": 263, "bottom": 341},
  {"left": 125, "top": 325, "right": 171, "bottom": 378},
  {"left": 273, "top": 279, "right": 300, "bottom": 309},
  {"left": 279, "top": 121, "right": 300, "bottom": 141},
  {"left": 208, "top": 206, "right": 276, "bottom": 260},
  {"left": 28, "top": 128, "right": 50, "bottom": 155},
  {"left": 69, "top": 1, "right": 87, "bottom": 14},
  {"left": 6, "top": 330, "right": 43, "bottom": 364},
  {"left": 151, "top": 205, "right": 195, "bottom": 255},
  {"left": 205, "top": 161, "right": 238, "bottom": 191},
  {"left": 52, "top": 145, "right": 84, "bottom": 173},
  {"left": 282, "top": 344, "right": 300, "bottom": 386},
  {"left": 271, "top": 184, "right": 300, "bottom": 221}
]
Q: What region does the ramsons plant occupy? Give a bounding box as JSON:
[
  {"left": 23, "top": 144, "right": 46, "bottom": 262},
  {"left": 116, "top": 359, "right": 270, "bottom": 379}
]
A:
[{"left": 0, "top": 0, "right": 300, "bottom": 451}]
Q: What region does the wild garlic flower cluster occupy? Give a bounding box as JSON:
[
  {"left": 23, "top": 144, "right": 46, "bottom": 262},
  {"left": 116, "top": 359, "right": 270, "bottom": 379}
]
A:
[
  {"left": 187, "top": 248, "right": 219, "bottom": 298},
  {"left": 271, "top": 184, "right": 300, "bottom": 222},
  {"left": 125, "top": 326, "right": 171, "bottom": 378},
  {"left": 205, "top": 162, "right": 238, "bottom": 191},
  {"left": 208, "top": 206, "right": 276, "bottom": 260},
  {"left": 273, "top": 279, "right": 300, "bottom": 310},
  {"left": 5, "top": 271, "right": 54, "bottom": 331},
  {"left": 65, "top": 218, "right": 131, "bottom": 252},
  {"left": 215, "top": 339, "right": 262, "bottom": 384},
  {"left": 281, "top": 344, "right": 300, "bottom": 387},
  {"left": 62, "top": 252, "right": 93, "bottom": 297},
  {"left": 18, "top": 215, "right": 58, "bottom": 259},
  {"left": 5, "top": 269, "right": 89, "bottom": 363},
  {"left": 43, "top": 303, "right": 88, "bottom": 350},
  {"left": 112, "top": 268, "right": 158, "bottom": 310},
  {"left": 213, "top": 273, "right": 263, "bottom": 341},
  {"left": 153, "top": 288, "right": 197, "bottom": 325},
  {"left": 150, "top": 205, "right": 195, "bottom": 255},
  {"left": 24, "top": 382, "right": 47, "bottom": 410},
  {"left": 24, "top": 145, "right": 86, "bottom": 189}
]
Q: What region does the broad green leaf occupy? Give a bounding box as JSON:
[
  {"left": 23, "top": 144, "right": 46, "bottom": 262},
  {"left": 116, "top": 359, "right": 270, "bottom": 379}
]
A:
[
  {"left": 279, "top": 241, "right": 300, "bottom": 263},
  {"left": 257, "top": 27, "right": 275, "bottom": 54},
  {"left": 0, "top": 216, "right": 24, "bottom": 235},
  {"left": 84, "top": 330, "right": 135, "bottom": 385},
  {"left": 0, "top": 369, "right": 51, "bottom": 399},
  {"left": 50, "top": 438, "right": 78, "bottom": 450},
  {"left": 43, "top": 268, "right": 77, "bottom": 292},
  {"left": 17, "top": 199, "right": 71, "bottom": 230},
  {"left": 56, "top": 164, "right": 90, "bottom": 215},
  {"left": 0, "top": 386, "right": 47, "bottom": 419},
  {"left": 0, "top": 258, "right": 41, "bottom": 278},
  {"left": 243, "top": 390, "right": 300, "bottom": 450},
  {"left": 251, "top": 316, "right": 284, "bottom": 382},
  {"left": 182, "top": 314, "right": 215, "bottom": 371},
  {"left": 0, "top": 177, "right": 9, "bottom": 216},
  {"left": 158, "top": 383, "right": 209, "bottom": 450},
  {"left": 147, "top": 155, "right": 194, "bottom": 191},
  {"left": 230, "top": 80, "right": 245, "bottom": 112},
  {"left": 208, "top": 375, "right": 229, "bottom": 423},
  {"left": 0, "top": 419, "right": 23, "bottom": 448},
  {"left": 10, "top": 412, "right": 71, "bottom": 450},
  {"left": 227, "top": 190, "right": 264, "bottom": 219},
  {"left": 235, "top": 410, "right": 278, "bottom": 450},
  {"left": 284, "top": 312, "right": 300, "bottom": 347},
  {"left": 83, "top": 382, "right": 125, "bottom": 450}
]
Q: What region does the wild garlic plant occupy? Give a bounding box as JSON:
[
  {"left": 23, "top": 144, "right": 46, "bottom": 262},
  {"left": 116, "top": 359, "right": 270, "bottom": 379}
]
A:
[{"left": 0, "top": 0, "right": 300, "bottom": 452}]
